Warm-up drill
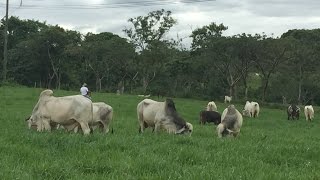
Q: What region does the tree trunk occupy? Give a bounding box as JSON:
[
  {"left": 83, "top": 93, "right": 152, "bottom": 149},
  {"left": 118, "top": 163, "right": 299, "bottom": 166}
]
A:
[
  {"left": 262, "top": 77, "right": 269, "bottom": 102},
  {"left": 142, "top": 76, "right": 148, "bottom": 94},
  {"left": 95, "top": 77, "right": 102, "bottom": 92},
  {"left": 243, "top": 79, "right": 248, "bottom": 100},
  {"left": 298, "top": 65, "right": 303, "bottom": 104}
]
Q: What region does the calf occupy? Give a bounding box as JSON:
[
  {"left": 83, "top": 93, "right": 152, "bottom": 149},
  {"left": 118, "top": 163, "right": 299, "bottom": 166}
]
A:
[{"left": 199, "top": 110, "right": 221, "bottom": 125}]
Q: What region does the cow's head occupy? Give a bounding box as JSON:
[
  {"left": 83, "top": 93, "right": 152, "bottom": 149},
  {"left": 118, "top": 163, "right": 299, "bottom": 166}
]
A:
[
  {"left": 176, "top": 122, "right": 193, "bottom": 136},
  {"left": 25, "top": 115, "right": 37, "bottom": 130}
]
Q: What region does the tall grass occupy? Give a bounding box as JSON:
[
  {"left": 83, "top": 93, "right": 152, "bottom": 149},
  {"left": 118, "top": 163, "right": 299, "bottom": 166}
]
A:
[{"left": 1, "top": 87, "right": 319, "bottom": 179}]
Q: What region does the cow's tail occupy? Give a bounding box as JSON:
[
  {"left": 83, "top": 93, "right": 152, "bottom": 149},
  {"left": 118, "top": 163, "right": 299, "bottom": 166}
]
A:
[{"left": 107, "top": 107, "right": 114, "bottom": 134}]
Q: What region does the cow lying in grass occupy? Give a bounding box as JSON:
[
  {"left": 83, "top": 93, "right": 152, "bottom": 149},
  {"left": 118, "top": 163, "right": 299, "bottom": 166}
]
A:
[
  {"left": 137, "top": 98, "right": 193, "bottom": 135},
  {"left": 217, "top": 104, "right": 243, "bottom": 138},
  {"left": 304, "top": 105, "right": 314, "bottom": 122},
  {"left": 287, "top": 104, "right": 300, "bottom": 120},
  {"left": 199, "top": 110, "right": 221, "bottom": 125},
  {"left": 206, "top": 101, "right": 217, "bottom": 111}
]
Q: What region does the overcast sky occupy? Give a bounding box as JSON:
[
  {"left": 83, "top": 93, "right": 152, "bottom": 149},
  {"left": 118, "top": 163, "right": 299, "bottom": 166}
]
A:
[{"left": 1, "top": 0, "right": 320, "bottom": 48}]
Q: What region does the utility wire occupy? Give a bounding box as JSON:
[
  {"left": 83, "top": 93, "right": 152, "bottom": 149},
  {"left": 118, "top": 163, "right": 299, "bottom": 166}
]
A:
[{"left": 0, "top": 0, "right": 216, "bottom": 10}]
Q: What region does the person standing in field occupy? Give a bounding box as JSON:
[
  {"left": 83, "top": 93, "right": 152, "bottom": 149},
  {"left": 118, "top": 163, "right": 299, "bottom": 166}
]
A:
[{"left": 80, "top": 83, "right": 91, "bottom": 99}]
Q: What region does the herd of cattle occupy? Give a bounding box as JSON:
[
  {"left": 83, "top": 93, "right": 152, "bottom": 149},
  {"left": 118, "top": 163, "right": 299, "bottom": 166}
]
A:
[{"left": 25, "top": 90, "right": 315, "bottom": 137}]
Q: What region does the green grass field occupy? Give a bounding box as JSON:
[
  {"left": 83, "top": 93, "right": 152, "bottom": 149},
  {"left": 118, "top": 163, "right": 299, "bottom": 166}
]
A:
[{"left": 1, "top": 86, "right": 319, "bottom": 179}]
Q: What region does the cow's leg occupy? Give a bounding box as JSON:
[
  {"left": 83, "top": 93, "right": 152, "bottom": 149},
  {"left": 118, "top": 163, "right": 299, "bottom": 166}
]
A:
[
  {"left": 79, "top": 122, "right": 90, "bottom": 135},
  {"left": 154, "top": 122, "right": 161, "bottom": 133},
  {"left": 36, "top": 120, "right": 44, "bottom": 132},
  {"left": 139, "top": 121, "right": 145, "bottom": 133},
  {"left": 43, "top": 119, "right": 51, "bottom": 131}
]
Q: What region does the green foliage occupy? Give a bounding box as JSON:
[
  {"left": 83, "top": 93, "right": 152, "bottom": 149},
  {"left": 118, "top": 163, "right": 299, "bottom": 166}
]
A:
[
  {"left": 1, "top": 87, "right": 320, "bottom": 179},
  {"left": 2, "top": 13, "right": 320, "bottom": 104}
]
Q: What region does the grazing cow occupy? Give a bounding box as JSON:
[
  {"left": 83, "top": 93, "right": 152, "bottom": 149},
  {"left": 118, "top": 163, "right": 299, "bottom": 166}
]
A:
[
  {"left": 217, "top": 105, "right": 243, "bottom": 138},
  {"left": 199, "top": 110, "right": 221, "bottom": 125},
  {"left": 242, "top": 101, "right": 252, "bottom": 117},
  {"left": 304, "top": 105, "right": 314, "bottom": 122},
  {"left": 206, "top": 101, "right": 217, "bottom": 111},
  {"left": 26, "top": 89, "right": 93, "bottom": 135},
  {"left": 250, "top": 102, "right": 260, "bottom": 118},
  {"left": 137, "top": 98, "right": 193, "bottom": 135},
  {"left": 52, "top": 102, "right": 113, "bottom": 134},
  {"left": 287, "top": 104, "right": 300, "bottom": 120},
  {"left": 224, "top": 96, "right": 232, "bottom": 103}
]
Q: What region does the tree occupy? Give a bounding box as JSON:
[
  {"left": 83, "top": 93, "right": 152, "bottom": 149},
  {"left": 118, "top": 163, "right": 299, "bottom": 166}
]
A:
[
  {"left": 82, "top": 32, "right": 135, "bottom": 92},
  {"left": 123, "top": 9, "right": 177, "bottom": 93},
  {"left": 252, "top": 37, "right": 293, "bottom": 102}
]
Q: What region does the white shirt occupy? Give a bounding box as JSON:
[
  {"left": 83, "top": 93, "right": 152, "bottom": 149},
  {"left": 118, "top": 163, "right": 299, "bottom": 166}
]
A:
[{"left": 80, "top": 86, "right": 89, "bottom": 95}]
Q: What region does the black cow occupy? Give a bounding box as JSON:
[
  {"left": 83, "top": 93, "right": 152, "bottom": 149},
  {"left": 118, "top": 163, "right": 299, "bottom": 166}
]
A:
[{"left": 199, "top": 110, "right": 221, "bottom": 125}]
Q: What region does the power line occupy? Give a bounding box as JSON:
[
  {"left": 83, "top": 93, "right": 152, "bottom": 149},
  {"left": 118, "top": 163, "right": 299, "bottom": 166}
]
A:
[{"left": 0, "top": 0, "right": 216, "bottom": 10}]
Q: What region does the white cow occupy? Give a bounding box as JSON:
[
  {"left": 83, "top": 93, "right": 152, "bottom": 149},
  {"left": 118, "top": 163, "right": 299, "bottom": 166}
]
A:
[
  {"left": 206, "top": 101, "right": 217, "bottom": 111},
  {"left": 304, "top": 105, "right": 314, "bottom": 122},
  {"left": 26, "top": 89, "right": 93, "bottom": 135},
  {"left": 137, "top": 98, "right": 193, "bottom": 135},
  {"left": 224, "top": 96, "right": 232, "bottom": 103},
  {"left": 54, "top": 102, "right": 113, "bottom": 134},
  {"left": 250, "top": 102, "right": 260, "bottom": 118},
  {"left": 217, "top": 105, "right": 243, "bottom": 138},
  {"left": 242, "top": 101, "right": 252, "bottom": 117}
]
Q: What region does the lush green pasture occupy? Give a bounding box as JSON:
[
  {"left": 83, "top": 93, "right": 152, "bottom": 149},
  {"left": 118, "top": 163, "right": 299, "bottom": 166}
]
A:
[{"left": 1, "top": 87, "right": 319, "bottom": 179}]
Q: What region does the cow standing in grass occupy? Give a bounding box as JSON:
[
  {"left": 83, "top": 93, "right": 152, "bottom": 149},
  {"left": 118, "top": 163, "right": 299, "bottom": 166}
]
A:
[
  {"left": 242, "top": 101, "right": 252, "bottom": 117},
  {"left": 217, "top": 105, "right": 243, "bottom": 138},
  {"left": 224, "top": 96, "right": 232, "bottom": 103},
  {"left": 26, "top": 89, "right": 93, "bottom": 135},
  {"left": 304, "top": 105, "right": 314, "bottom": 122},
  {"left": 199, "top": 110, "right": 221, "bottom": 125},
  {"left": 250, "top": 102, "right": 260, "bottom": 118},
  {"left": 287, "top": 104, "right": 300, "bottom": 120},
  {"left": 137, "top": 98, "right": 193, "bottom": 135}
]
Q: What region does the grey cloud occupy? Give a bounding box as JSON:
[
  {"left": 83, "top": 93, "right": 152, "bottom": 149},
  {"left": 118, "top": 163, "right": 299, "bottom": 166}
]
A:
[{"left": 5, "top": 0, "right": 320, "bottom": 48}]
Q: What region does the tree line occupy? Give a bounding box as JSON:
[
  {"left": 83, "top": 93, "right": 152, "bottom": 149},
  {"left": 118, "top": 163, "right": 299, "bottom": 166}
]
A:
[{"left": 1, "top": 9, "right": 320, "bottom": 105}]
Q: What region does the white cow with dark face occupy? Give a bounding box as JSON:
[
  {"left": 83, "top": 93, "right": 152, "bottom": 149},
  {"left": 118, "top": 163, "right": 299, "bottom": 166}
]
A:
[
  {"left": 137, "top": 98, "right": 193, "bottom": 135},
  {"left": 26, "top": 89, "right": 93, "bottom": 135}
]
